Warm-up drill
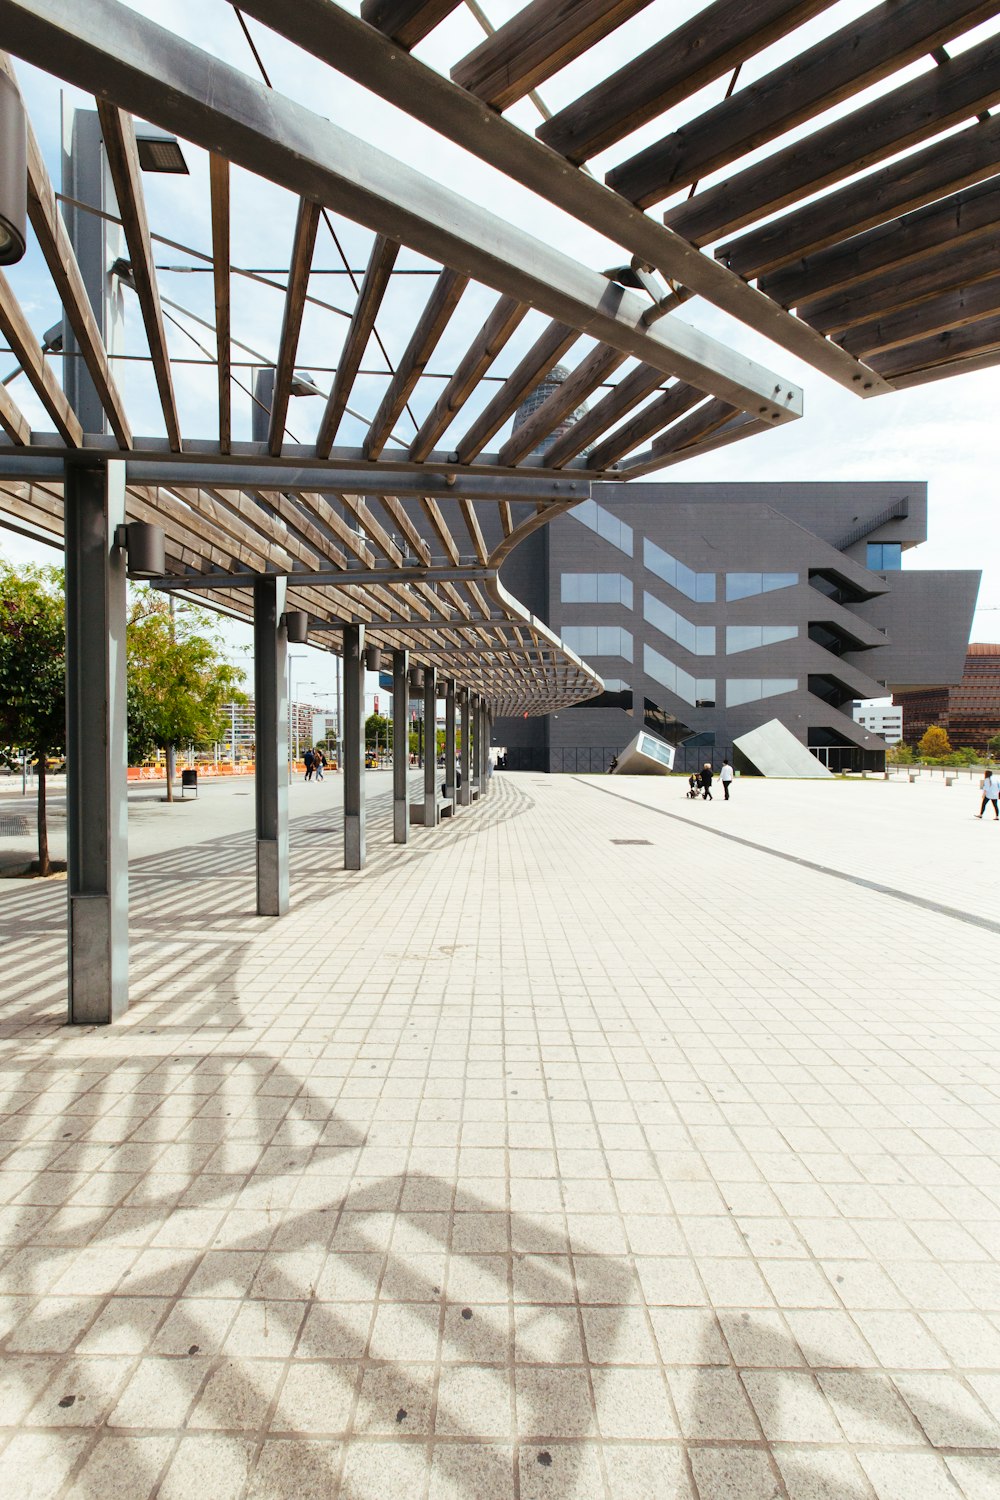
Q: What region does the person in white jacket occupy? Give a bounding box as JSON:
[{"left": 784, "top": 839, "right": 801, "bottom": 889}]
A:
[
  {"left": 977, "top": 770, "right": 1000, "bottom": 820},
  {"left": 720, "top": 759, "right": 735, "bottom": 802}
]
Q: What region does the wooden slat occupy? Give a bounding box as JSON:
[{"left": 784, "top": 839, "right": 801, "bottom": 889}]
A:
[
  {"left": 668, "top": 32, "right": 1000, "bottom": 247},
  {"left": 269, "top": 199, "right": 321, "bottom": 456},
  {"left": 0, "top": 272, "right": 82, "bottom": 445},
  {"left": 0, "top": 55, "right": 131, "bottom": 445},
  {"left": 498, "top": 343, "right": 625, "bottom": 466},
  {"left": 454, "top": 321, "right": 579, "bottom": 464},
  {"left": 360, "top": 0, "right": 462, "bottom": 47},
  {"left": 837, "top": 274, "right": 1000, "bottom": 360},
  {"left": 799, "top": 237, "right": 1000, "bottom": 337},
  {"left": 536, "top": 0, "right": 835, "bottom": 163},
  {"left": 420, "top": 496, "right": 461, "bottom": 565},
  {"left": 451, "top": 0, "right": 654, "bottom": 112},
  {"left": 209, "top": 154, "right": 231, "bottom": 454},
  {"left": 868, "top": 314, "right": 1000, "bottom": 379},
  {"left": 409, "top": 294, "right": 527, "bottom": 461},
  {"left": 625, "top": 413, "right": 771, "bottom": 475},
  {"left": 341, "top": 496, "right": 403, "bottom": 565},
  {"left": 585, "top": 382, "right": 703, "bottom": 470},
  {"left": 608, "top": 0, "right": 999, "bottom": 208},
  {"left": 541, "top": 361, "right": 664, "bottom": 468},
  {"left": 96, "top": 103, "right": 181, "bottom": 450},
  {"left": 877, "top": 344, "right": 1000, "bottom": 391},
  {"left": 376, "top": 494, "right": 432, "bottom": 565},
  {"left": 315, "top": 235, "right": 398, "bottom": 458},
  {"left": 364, "top": 267, "right": 468, "bottom": 460},
  {"left": 0, "top": 384, "right": 31, "bottom": 445},
  {"left": 725, "top": 116, "right": 1000, "bottom": 282},
  {"left": 458, "top": 499, "right": 488, "bottom": 565}
]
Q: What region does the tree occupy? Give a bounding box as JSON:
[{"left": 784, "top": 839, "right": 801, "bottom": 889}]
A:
[
  {"left": 0, "top": 560, "right": 65, "bottom": 876},
  {"left": 127, "top": 591, "right": 247, "bottom": 800},
  {"left": 365, "top": 713, "right": 391, "bottom": 752},
  {"left": 887, "top": 741, "right": 914, "bottom": 765},
  {"left": 918, "top": 725, "right": 952, "bottom": 759},
  {"left": 987, "top": 732, "right": 1000, "bottom": 760}
]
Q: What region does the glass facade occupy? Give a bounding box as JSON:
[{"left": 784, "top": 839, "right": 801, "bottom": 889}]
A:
[
  {"left": 560, "top": 625, "right": 634, "bottom": 661},
  {"left": 644, "top": 538, "right": 715, "bottom": 602},
  {"left": 725, "top": 624, "right": 798, "bottom": 654},
  {"left": 644, "top": 643, "right": 715, "bottom": 707},
  {"left": 637, "top": 733, "right": 674, "bottom": 767},
  {"left": 560, "top": 572, "right": 633, "bottom": 607},
  {"left": 725, "top": 571, "right": 798, "bottom": 601},
  {"left": 867, "top": 542, "right": 901, "bottom": 570},
  {"left": 726, "top": 677, "right": 798, "bottom": 707},
  {"left": 570, "top": 498, "right": 633, "bottom": 556},
  {"left": 643, "top": 591, "right": 715, "bottom": 655}
]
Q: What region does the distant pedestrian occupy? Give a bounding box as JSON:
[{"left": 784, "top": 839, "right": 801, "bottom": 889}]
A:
[
  {"left": 314, "top": 748, "right": 325, "bottom": 782},
  {"left": 977, "top": 769, "right": 1000, "bottom": 819},
  {"left": 303, "top": 747, "right": 315, "bottom": 782},
  {"left": 687, "top": 773, "right": 699, "bottom": 800},
  {"left": 700, "top": 762, "right": 714, "bottom": 801},
  {"left": 720, "top": 758, "right": 734, "bottom": 801}
]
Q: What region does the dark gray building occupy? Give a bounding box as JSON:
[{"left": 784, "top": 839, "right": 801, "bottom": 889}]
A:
[{"left": 493, "top": 481, "right": 979, "bottom": 773}]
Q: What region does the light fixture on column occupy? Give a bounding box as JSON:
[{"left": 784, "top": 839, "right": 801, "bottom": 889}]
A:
[
  {"left": 0, "top": 73, "right": 27, "bottom": 266},
  {"left": 364, "top": 646, "right": 382, "bottom": 672},
  {"left": 408, "top": 666, "right": 424, "bottom": 692},
  {"left": 283, "top": 610, "right": 309, "bottom": 644},
  {"left": 114, "top": 521, "right": 165, "bottom": 579}
]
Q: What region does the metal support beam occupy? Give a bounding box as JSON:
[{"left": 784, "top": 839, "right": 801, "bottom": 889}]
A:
[
  {"left": 343, "top": 622, "right": 365, "bottom": 869},
  {"left": 152, "top": 564, "right": 495, "bottom": 591},
  {"left": 469, "top": 692, "right": 480, "bottom": 796},
  {"left": 253, "top": 574, "right": 289, "bottom": 916},
  {"left": 444, "top": 677, "right": 456, "bottom": 804},
  {"left": 65, "top": 459, "right": 128, "bottom": 1023},
  {"left": 423, "top": 665, "right": 437, "bottom": 828},
  {"left": 392, "top": 646, "right": 408, "bottom": 844},
  {"left": 0, "top": 0, "right": 802, "bottom": 423},
  {"left": 459, "top": 687, "right": 472, "bottom": 806}
]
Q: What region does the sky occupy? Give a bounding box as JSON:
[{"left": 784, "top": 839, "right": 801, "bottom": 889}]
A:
[{"left": 2, "top": 0, "right": 999, "bottom": 706}]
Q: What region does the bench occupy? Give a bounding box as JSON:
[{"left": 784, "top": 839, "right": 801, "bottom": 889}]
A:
[{"left": 409, "top": 795, "right": 454, "bottom": 826}]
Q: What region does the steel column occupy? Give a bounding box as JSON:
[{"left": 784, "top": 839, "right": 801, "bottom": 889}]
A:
[
  {"left": 458, "top": 688, "right": 472, "bottom": 807},
  {"left": 392, "top": 646, "right": 408, "bottom": 844},
  {"left": 65, "top": 459, "right": 128, "bottom": 1024},
  {"left": 423, "top": 665, "right": 437, "bottom": 828},
  {"left": 444, "top": 679, "right": 456, "bottom": 805},
  {"left": 470, "top": 693, "right": 480, "bottom": 794},
  {"left": 253, "top": 575, "right": 289, "bottom": 916},
  {"left": 343, "top": 622, "right": 365, "bottom": 869}
]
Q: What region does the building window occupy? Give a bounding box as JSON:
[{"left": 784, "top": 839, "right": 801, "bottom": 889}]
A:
[
  {"left": 560, "top": 572, "right": 633, "bottom": 608},
  {"left": 725, "top": 624, "right": 798, "bottom": 654},
  {"left": 726, "top": 677, "right": 798, "bottom": 707},
  {"left": 725, "top": 571, "right": 798, "bottom": 601},
  {"left": 560, "top": 625, "right": 634, "bottom": 661},
  {"left": 569, "top": 498, "right": 633, "bottom": 556},
  {"left": 643, "top": 591, "right": 715, "bottom": 655},
  {"left": 643, "top": 539, "right": 715, "bottom": 602},
  {"left": 867, "top": 542, "right": 901, "bottom": 570},
  {"left": 644, "top": 643, "right": 715, "bottom": 707}
]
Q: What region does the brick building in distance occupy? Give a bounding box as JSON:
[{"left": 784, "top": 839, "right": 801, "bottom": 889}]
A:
[{"left": 894, "top": 645, "right": 1000, "bottom": 752}]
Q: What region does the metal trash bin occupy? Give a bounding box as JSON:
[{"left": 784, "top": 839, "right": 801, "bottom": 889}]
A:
[{"left": 181, "top": 768, "right": 198, "bottom": 798}]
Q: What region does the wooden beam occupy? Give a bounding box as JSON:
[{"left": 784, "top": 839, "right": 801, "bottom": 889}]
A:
[
  {"left": 376, "top": 494, "right": 432, "bottom": 565},
  {"left": 0, "top": 55, "right": 131, "bottom": 445},
  {"left": 364, "top": 266, "right": 468, "bottom": 460},
  {"left": 209, "top": 154, "right": 231, "bottom": 454},
  {"left": 724, "top": 115, "right": 1000, "bottom": 282},
  {"left": 0, "top": 272, "right": 82, "bottom": 445},
  {"left": 455, "top": 320, "right": 579, "bottom": 464},
  {"left": 868, "top": 314, "right": 1000, "bottom": 380},
  {"left": 799, "top": 237, "right": 1000, "bottom": 337},
  {"left": 451, "top": 0, "right": 654, "bottom": 112},
  {"left": 625, "top": 413, "right": 771, "bottom": 474},
  {"left": 315, "top": 235, "right": 398, "bottom": 458},
  {"left": 837, "top": 274, "right": 1000, "bottom": 360},
  {"left": 96, "top": 102, "right": 181, "bottom": 450},
  {"left": 877, "top": 344, "right": 1000, "bottom": 391},
  {"left": 541, "top": 360, "right": 664, "bottom": 468},
  {"left": 458, "top": 498, "right": 488, "bottom": 565},
  {"left": 667, "top": 31, "right": 1000, "bottom": 247},
  {"left": 608, "top": 0, "right": 998, "bottom": 208},
  {"left": 536, "top": 0, "right": 835, "bottom": 163},
  {"left": 268, "top": 198, "right": 321, "bottom": 456},
  {"left": 0, "top": 381, "right": 30, "bottom": 444},
  {"left": 409, "top": 294, "right": 527, "bottom": 461},
  {"left": 359, "top": 0, "right": 461, "bottom": 48},
  {"left": 585, "top": 382, "right": 703, "bottom": 470},
  {"left": 498, "top": 343, "right": 625, "bottom": 467},
  {"left": 420, "top": 495, "right": 461, "bottom": 565}
]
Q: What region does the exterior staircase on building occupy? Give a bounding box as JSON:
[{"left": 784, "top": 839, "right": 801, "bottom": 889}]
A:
[{"left": 832, "top": 496, "right": 909, "bottom": 553}]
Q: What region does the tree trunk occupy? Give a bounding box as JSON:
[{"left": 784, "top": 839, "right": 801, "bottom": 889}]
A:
[
  {"left": 165, "top": 744, "right": 175, "bottom": 802},
  {"left": 37, "top": 754, "right": 49, "bottom": 878}
]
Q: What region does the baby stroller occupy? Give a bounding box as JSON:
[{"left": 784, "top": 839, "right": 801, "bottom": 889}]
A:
[{"left": 686, "top": 773, "right": 700, "bottom": 799}]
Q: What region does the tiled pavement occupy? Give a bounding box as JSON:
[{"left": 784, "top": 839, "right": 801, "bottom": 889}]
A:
[{"left": 0, "top": 772, "right": 999, "bottom": 1498}]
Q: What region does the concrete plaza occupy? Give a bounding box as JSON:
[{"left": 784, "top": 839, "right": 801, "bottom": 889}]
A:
[{"left": 0, "top": 770, "right": 998, "bottom": 1499}]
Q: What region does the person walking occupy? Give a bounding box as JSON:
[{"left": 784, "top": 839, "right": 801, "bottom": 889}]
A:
[
  {"left": 303, "top": 747, "right": 315, "bottom": 782},
  {"left": 700, "top": 762, "right": 714, "bottom": 801},
  {"left": 977, "top": 768, "right": 1000, "bottom": 819},
  {"left": 720, "top": 758, "right": 734, "bottom": 801},
  {"left": 314, "top": 748, "right": 325, "bottom": 782}
]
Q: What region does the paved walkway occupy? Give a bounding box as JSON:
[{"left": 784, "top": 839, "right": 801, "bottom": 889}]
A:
[{"left": 0, "top": 772, "right": 998, "bottom": 1499}]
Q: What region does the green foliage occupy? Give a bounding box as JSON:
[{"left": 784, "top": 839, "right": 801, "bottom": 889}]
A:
[
  {"left": 365, "top": 712, "right": 391, "bottom": 750},
  {"left": 126, "top": 591, "right": 247, "bottom": 767},
  {"left": 887, "top": 741, "right": 914, "bottom": 765},
  {"left": 987, "top": 732, "right": 1000, "bottom": 759},
  {"left": 918, "top": 725, "right": 952, "bottom": 759}
]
